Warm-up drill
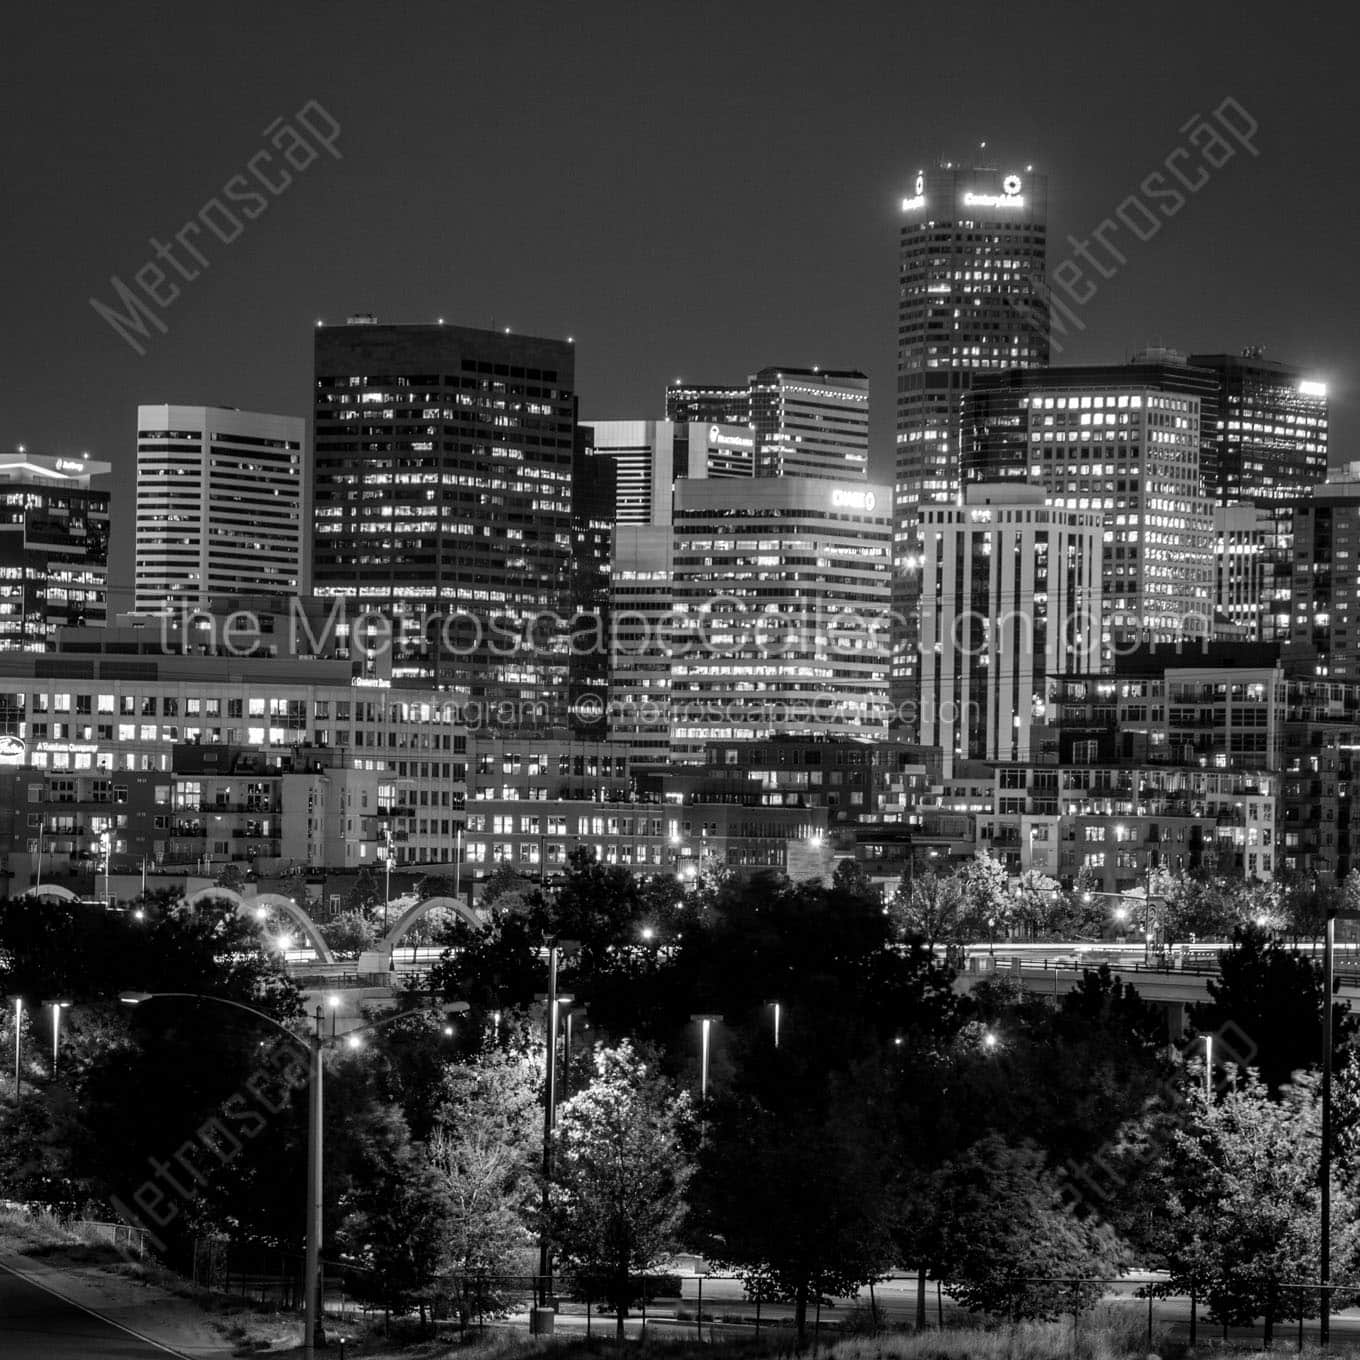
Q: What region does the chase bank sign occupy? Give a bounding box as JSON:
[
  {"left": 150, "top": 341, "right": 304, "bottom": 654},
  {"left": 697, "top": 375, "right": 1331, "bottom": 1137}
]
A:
[{"left": 831, "top": 488, "right": 877, "bottom": 512}]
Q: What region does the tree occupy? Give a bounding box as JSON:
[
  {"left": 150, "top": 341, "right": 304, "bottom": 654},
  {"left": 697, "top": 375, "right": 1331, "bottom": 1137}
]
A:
[
  {"left": 1155, "top": 1071, "right": 1360, "bottom": 1344},
  {"left": 692, "top": 1036, "right": 897, "bottom": 1342},
  {"left": 831, "top": 858, "right": 879, "bottom": 905},
  {"left": 889, "top": 870, "right": 962, "bottom": 948},
  {"left": 549, "top": 1042, "right": 693, "bottom": 1339},
  {"left": 1191, "top": 930, "right": 1359, "bottom": 1095},
  {"left": 337, "top": 1104, "right": 451, "bottom": 1333},
  {"left": 958, "top": 852, "right": 1011, "bottom": 945},
  {"left": 345, "top": 867, "right": 384, "bottom": 916},
  {"left": 319, "top": 910, "right": 376, "bottom": 958},
  {"left": 427, "top": 1053, "right": 540, "bottom": 1323},
  {"left": 927, "top": 1134, "right": 1129, "bottom": 1320},
  {"left": 1013, "top": 869, "right": 1061, "bottom": 941},
  {"left": 215, "top": 862, "right": 247, "bottom": 892}
]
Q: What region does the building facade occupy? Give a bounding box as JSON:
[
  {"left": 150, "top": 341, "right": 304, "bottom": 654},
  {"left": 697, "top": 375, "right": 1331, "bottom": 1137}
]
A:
[
  {"left": 584, "top": 419, "right": 754, "bottom": 526},
  {"left": 135, "top": 406, "right": 306, "bottom": 614},
  {"left": 312, "top": 317, "right": 575, "bottom": 710},
  {"left": 893, "top": 161, "right": 1050, "bottom": 720},
  {"left": 748, "top": 367, "right": 869, "bottom": 480},
  {"left": 963, "top": 364, "right": 1215, "bottom": 651},
  {"left": 0, "top": 451, "right": 110, "bottom": 649},
  {"left": 0, "top": 648, "right": 468, "bottom": 894},
  {"left": 918, "top": 484, "right": 1103, "bottom": 778},
  {"left": 668, "top": 477, "right": 892, "bottom": 761}
]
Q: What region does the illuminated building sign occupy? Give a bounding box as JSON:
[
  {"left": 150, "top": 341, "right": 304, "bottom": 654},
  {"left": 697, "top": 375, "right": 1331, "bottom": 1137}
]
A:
[
  {"left": 900, "top": 195, "right": 925, "bottom": 211},
  {"left": 1298, "top": 380, "right": 1328, "bottom": 398},
  {"left": 0, "top": 734, "right": 25, "bottom": 765},
  {"left": 963, "top": 191, "right": 1025, "bottom": 209},
  {"left": 707, "top": 425, "right": 754, "bottom": 449},
  {"left": 55, "top": 458, "right": 86, "bottom": 474},
  {"left": 832, "top": 488, "right": 877, "bottom": 511}
]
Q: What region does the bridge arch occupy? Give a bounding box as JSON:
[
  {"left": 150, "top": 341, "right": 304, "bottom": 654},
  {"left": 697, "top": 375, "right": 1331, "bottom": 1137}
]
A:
[
  {"left": 185, "top": 887, "right": 336, "bottom": 965},
  {"left": 20, "top": 884, "right": 79, "bottom": 901},
  {"left": 379, "top": 895, "right": 483, "bottom": 952}
]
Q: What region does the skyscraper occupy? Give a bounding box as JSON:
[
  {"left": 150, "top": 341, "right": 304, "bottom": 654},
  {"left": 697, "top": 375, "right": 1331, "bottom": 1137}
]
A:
[
  {"left": 1290, "top": 466, "right": 1360, "bottom": 679},
  {"left": 311, "top": 318, "right": 575, "bottom": 713},
  {"left": 919, "top": 484, "right": 1102, "bottom": 777},
  {"left": 668, "top": 476, "right": 891, "bottom": 761},
  {"left": 962, "top": 364, "right": 1214, "bottom": 652},
  {"left": 895, "top": 163, "right": 1050, "bottom": 523},
  {"left": 1189, "top": 349, "right": 1328, "bottom": 641},
  {"left": 667, "top": 368, "right": 869, "bottom": 482},
  {"left": 748, "top": 367, "right": 869, "bottom": 480},
  {"left": 585, "top": 419, "right": 755, "bottom": 526},
  {"left": 0, "top": 451, "right": 110, "bottom": 649},
  {"left": 894, "top": 162, "right": 1050, "bottom": 717},
  {"left": 664, "top": 381, "right": 749, "bottom": 428},
  {"left": 134, "top": 405, "right": 306, "bottom": 615}
]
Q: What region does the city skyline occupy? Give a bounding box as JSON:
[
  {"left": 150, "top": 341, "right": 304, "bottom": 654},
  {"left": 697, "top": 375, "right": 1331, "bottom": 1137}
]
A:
[{"left": 2, "top": 2, "right": 1355, "bottom": 607}]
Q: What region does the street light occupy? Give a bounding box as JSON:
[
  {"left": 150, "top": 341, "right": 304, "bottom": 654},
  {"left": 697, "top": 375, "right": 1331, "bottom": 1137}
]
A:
[
  {"left": 99, "top": 831, "right": 112, "bottom": 907},
  {"left": 118, "top": 990, "right": 467, "bottom": 1360},
  {"left": 690, "top": 1013, "right": 723, "bottom": 1102},
  {"left": 1321, "top": 906, "right": 1360, "bottom": 1344},
  {"left": 563, "top": 1005, "right": 587, "bottom": 1104},
  {"left": 538, "top": 939, "right": 579, "bottom": 1310},
  {"left": 381, "top": 823, "right": 394, "bottom": 932},
  {"left": 12, "top": 997, "right": 22, "bottom": 1096},
  {"left": 43, "top": 999, "right": 71, "bottom": 1075}
]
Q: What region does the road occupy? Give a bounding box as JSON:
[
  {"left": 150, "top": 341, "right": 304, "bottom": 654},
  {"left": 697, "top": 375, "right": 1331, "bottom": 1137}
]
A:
[{"left": 0, "top": 1259, "right": 192, "bottom": 1360}]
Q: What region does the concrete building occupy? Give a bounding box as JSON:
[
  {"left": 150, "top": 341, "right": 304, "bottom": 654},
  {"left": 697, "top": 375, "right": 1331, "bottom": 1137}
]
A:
[
  {"left": 134, "top": 406, "right": 306, "bottom": 614},
  {"left": 609, "top": 525, "right": 674, "bottom": 767},
  {"left": 668, "top": 476, "right": 892, "bottom": 761},
  {"left": 0, "top": 451, "right": 110, "bottom": 649},
  {"left": 918, "top": 484, "right": 1103, "bottom": 777},
  {"left": 1215, "top": 504, "right": 1276, "bottom": 641},
  {"left": 0, "top": 647, "right": 468, "bottom": 892}
]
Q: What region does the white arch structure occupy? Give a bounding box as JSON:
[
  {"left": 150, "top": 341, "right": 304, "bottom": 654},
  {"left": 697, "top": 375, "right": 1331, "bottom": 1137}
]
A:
[
  {"left": 185, "top": 887, "right": 337, "bottom": 965},
  {"left": 378, "top": 895, "right": 483, "bottom": 953},
  {"left": 20, "top": 884, "right": 79, "bottom": 901}
]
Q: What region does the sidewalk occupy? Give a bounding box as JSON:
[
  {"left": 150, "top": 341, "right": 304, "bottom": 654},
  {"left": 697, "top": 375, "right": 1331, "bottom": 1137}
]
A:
[{"left": 1, "top": 1251, "right": 244, "bottom": 1359}]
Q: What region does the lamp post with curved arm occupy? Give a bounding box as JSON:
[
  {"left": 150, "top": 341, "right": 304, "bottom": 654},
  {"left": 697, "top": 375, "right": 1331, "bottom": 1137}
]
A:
[{"left": 119, "top": 990, "right": 469, "bottom": 1360}]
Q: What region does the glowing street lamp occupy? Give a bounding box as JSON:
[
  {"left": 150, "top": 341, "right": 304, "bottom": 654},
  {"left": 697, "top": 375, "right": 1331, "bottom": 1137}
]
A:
[
  {"left": 43, "top": 999, "right": 71, "bottom": 1075},
  {"left": 118, "top": 990, "right": 468, "bottom": 1360},
  {"left": 690, "top": 1013, "right": 723, "bottom": 1102},
  {"left": 12, "top": 998, "right": 22, "bottom": 1096}
]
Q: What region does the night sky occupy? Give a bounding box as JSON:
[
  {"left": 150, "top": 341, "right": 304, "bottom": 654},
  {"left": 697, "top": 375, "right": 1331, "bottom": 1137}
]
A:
[{"left": 2, "top": 1, "right": 1353, "bottom": 606}]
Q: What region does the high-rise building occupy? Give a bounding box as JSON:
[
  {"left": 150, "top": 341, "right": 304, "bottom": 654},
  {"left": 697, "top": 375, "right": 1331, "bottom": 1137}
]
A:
[
  {"left": 1189, "top": 349, "right": 1328, "bottom": 642},
  {"left": 1188, "top": 350, "right": 1329, "bottom": 510},
  {"left": 918, "top": 484, "right": 1102, "bottom": 778},
  {"left": 893, "top": 162, "right": 1050, "bottom": 719},
  {"left": 311, "top": 318, "right": 576, "bottom": 713},
  {"left": 1290, "top": 466, "right": 1360, "bottom": 679},
  {"left": 668, "top": 477, "right": 891, "bottom": 761},
  {"left": 568, "top": 425, "right": 614, "bottom": 734},
  {"left": 585, "top": 420, "right": 754, "bottom": 526},
  {"left": 665, "top": 381, "right": 749, "bottom": 428},
  {"left": 962, "top": 363, "right": 1215, "bottom": 652},
  {"left": 668, "top": 370, "right": 868, "bottom": 483},
  {"left": 609, "top": 524, "right": 674, "bottom": 767},
  {"left": 1215, "top": 503, "right": 1276, "bottom": 640},
  {"left": 748, "top": 367, "right": 869, "bottom": 480},
  {"left": 895, "top": 163, "right": 1050, "bottom": 523},
  {"left": 135, "top": 405, "right": 306, "bottom": 614},
  {"left": 0, "top": 451, "right": 110, "bottom": 649}
]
